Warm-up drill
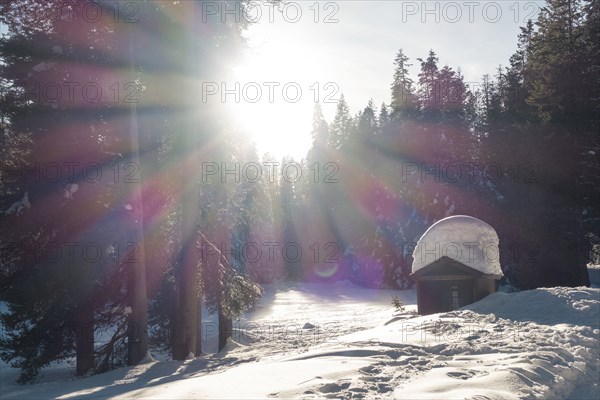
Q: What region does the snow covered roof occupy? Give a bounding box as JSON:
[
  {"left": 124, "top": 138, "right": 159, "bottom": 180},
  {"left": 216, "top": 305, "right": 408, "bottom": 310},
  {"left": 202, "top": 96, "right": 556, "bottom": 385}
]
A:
[{"left": 411, "top": 215, "right": 502, "bottom": 276}]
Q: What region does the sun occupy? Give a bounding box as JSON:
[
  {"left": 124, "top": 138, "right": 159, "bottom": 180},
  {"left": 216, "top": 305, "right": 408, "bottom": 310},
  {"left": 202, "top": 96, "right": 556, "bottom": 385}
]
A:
[
  {"left": 227, "top": 35, "right": 317, "bottom": 160},
  {"left": 229, "top": 94, "right": 310, "bottom": 160}
]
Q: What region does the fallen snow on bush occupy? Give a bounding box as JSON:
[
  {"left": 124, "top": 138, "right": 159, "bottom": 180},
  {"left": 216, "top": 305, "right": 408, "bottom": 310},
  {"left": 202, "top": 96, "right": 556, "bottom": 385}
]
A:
[{"left": 1, "top": 283, "right": 598, "bottom": 399}]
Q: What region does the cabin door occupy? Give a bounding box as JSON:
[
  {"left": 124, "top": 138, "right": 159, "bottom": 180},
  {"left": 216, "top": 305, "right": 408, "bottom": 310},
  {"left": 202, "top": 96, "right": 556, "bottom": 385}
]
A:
[{"left": 443, "top": 280, "right": 475, "bottom": 311}]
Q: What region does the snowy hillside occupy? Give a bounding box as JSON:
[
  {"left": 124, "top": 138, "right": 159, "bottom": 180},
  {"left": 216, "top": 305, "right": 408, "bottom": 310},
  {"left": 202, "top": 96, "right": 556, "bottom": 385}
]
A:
[{"left": 1, "top": 283, "right": 598, "bottom": 399}]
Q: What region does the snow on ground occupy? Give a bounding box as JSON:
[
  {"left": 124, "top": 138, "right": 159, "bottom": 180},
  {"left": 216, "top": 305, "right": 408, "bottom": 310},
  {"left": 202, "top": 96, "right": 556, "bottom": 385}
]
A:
[
  {"left": 412, "top": 215, "right": 502, "bottom": 276},
  {"left": 1, "top": 282, "right": 598, "bottom": 399}
]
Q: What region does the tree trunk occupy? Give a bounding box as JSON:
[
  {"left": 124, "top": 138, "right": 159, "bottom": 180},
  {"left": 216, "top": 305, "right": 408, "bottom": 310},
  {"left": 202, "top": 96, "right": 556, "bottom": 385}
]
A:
[
  {"left": 196, "top": 297, "right": 203, "bottom": 356},
  {"left": 218, "top": 304, "right": 233, "bottom": 352},
  {"left": 172, "top": 242, "right": 199, "bottom": 360},
  {"left": 171, "top": 1, "right": 201, "bottom": 361},
  {"left": 126, "top": 24, "right": 149, "bottom": 366},
  {"left": 75, "top": 301, "right": 94, "bottom": 376}
]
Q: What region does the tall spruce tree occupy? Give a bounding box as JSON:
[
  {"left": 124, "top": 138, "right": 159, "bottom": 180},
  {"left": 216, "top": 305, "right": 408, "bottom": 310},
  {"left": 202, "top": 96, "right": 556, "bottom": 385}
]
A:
[
  {"left": 390, "top": 49, "right": 418, "bottom": 120},
  {"left": 0, "top": 0, "right": 137, "bottom": 380},
  {"left": 329, "top": 94, "right": 353, "bottom": 150}
]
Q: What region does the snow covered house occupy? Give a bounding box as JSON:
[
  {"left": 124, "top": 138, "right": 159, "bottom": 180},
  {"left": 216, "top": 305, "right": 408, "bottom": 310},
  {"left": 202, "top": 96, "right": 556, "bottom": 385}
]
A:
[{"left": 410, "top": 215, "right": 503, "bottom": 315}]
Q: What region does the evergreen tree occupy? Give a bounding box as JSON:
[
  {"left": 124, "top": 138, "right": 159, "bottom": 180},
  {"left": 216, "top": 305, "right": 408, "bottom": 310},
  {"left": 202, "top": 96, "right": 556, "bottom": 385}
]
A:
[
  {"left": 417, "top": 50, "right": 440, "bottom": 120},
  {"left": 329, "top": 94, "right": 353, "bottom": 150},
  {"left": 307, "top": 102, "right": 330, "bottom": 165},
  {"left": 378, "top": 103, "right": 390, "bottom": 133},
  {"left": 504, "top": 20, "right": 535, "bottom": 123},
  {"left": 390, "top": 49, "right": 418, "bottom": 119},
  {"left": 0, "top": 0, "right": 257, "bottom": 381},
  {"left": 520, "top": 0, "right": 593, "bottom": 286},
  {"left": 357, "top": 99, "right": 378, "bottom": 139},
  {"left": 478, "top": 74, "right": 501, "bottom": 132},
  {"left": 0, "top": 1, "right": 135, "bottom": 380}
]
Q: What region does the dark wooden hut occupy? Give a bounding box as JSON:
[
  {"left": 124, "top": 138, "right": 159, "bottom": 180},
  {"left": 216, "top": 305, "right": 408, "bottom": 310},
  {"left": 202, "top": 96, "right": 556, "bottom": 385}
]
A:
[{"left": 410, "top": 256, "right": 501, "bottom": 315}]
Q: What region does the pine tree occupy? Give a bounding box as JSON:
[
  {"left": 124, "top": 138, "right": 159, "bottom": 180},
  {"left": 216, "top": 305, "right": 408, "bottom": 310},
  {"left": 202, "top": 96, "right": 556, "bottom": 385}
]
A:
[
  {"left": 329, "top": 94, "right": 353, "bottom": 150},
  {"left": 307, "top": 102, "right": 330, "bottom": 165},
  {"left": 479, "top": 73, "right": 503, "bottom": 132},
  {"left": 0, "top": 0, "right": 257, "bottom": 380},
  {"left": 523, "top": 0, "right": 593, "bottom": 286},
  {"left": 417, "top": 50, "right": 440, "bottom": 120},
  {"left": 390, "top": 49, "right": 418, "bottom": 120},
  {"left": 378, "top": 103, "right": 390, "bottom": 133},
  {"left": 0, "top": 1, "right": 135, "bottom": 380},
  {"left": 357, "top": 99, "right": 378, "bottom": 139},
  {"left": 504, "top": 20, "right": 534, "bottom": 123},
  {"left": 169, "top": 0, "right": 251, "bottom": 360}
]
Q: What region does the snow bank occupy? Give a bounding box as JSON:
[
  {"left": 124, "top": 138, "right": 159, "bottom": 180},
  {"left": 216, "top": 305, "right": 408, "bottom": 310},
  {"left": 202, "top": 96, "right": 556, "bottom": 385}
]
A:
[
  {"left": 392, "top": 287, "right": 600, "bottom": 399},
  {"left": 412, "top": 215, "right": 502, "bottom": 276},
  {"left": 465, "top": 286, "right": 600, "bottom": 328}
]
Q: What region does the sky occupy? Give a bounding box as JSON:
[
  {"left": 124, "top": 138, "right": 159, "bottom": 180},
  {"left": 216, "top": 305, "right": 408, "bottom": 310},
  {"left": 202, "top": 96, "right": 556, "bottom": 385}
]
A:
[
  {"left": 229, "top": 0, "right": 545, "bottom": 160},
  {"left": 0, "top": 2, "right": 544, "bottom": 161}
]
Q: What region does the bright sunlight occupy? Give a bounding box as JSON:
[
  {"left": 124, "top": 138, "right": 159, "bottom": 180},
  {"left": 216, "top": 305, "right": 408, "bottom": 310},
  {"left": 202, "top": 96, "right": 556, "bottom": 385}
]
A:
[
  {"left": 229, "top": 17, "right": 339, "bottom": 160},
  {"left": 230, "top": 45, "right": 314, "bottom": 160}
]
